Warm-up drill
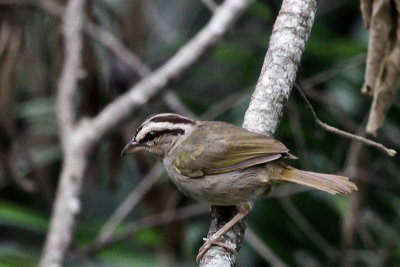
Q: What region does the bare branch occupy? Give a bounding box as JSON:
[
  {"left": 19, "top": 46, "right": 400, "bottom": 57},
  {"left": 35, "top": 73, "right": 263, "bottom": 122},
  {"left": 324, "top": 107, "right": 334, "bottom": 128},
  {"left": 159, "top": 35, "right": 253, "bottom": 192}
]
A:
[
  {"left": 81, "top": 183, "right": 311, "bottom": 258},
  {"left": 298, "top": 55, "right": 369, "bottom": 133},
  {"left": 39, "top": 0, "right": 86, "bottom": 266},
  {"left": 202, "top": 0, "right": 218, "bottom": 12},
  {"left": 56, "top": 0, "right": 85, "bottom": 143},
  {"left": 90, "top": 0, "right": 251, "bottom": 139},
  {"left": 202, "top": 1, "right": 318, "bottom": 265},
  {"left": 294, "top": 83, "right": 397, "bottom": 157},
  {"left": 84, "top": 21, "right": 151, "bottom": 77},
  {"left": 243, "top": 0, "right": 317, "bottom": 136},
  {"left": 164, "top": 90, "right": 197, "bottom": 118}
]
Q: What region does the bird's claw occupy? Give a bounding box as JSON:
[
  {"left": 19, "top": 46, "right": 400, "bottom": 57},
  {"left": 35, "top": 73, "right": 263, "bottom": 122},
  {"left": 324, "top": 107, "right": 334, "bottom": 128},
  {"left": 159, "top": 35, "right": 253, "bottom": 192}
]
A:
[{"left": 196, "top": 236, "right": 237, "bottom": 263}]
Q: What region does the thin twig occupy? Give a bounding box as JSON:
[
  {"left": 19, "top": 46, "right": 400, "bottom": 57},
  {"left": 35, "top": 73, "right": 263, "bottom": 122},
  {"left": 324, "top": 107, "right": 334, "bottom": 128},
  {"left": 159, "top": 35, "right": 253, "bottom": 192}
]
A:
[
  {"left": 84, "top": 21, "right": 151, "bottom": 77},
  {"left": 199, "top": 90, "right": 249, "bottom": 120},
  {"left": 245, "top": 227, "right": 288, "bottom": 267},
  {"left": 201, "top": 0, "right": 218, "bottom": 12},
  {"left": 141, "top": 0, "right": 179, "bottom": 44},
  {"left": 294, "top": 83, "right": 396, "bottom": 157},
  {"left": 299, "top": 54, "right": 368, "bottom": 132},
  {"left": 301, "top": 54, "right": 366, "bottom": 88},
  {"left": 164, "top": 90, "right": 197, "bottom": 118},
  {"left": 95, "top": 163, "right": 164, "bottom": 244},
  {"left": 279, "top": 198, "right": 340, "bottom": 260},
  {"left": 84, "top": 204, "right": 209, "bottom": 255},
  {"left": 88, "top": 177, "right": 311, "bottom": 257}
]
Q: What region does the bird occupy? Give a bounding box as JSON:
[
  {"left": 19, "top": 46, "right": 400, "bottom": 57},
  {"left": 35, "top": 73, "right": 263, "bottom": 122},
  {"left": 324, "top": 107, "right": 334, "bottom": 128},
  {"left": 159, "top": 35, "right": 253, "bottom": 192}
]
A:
[{"left": 121, "top": 113, "right": 357, "bottom": 262}]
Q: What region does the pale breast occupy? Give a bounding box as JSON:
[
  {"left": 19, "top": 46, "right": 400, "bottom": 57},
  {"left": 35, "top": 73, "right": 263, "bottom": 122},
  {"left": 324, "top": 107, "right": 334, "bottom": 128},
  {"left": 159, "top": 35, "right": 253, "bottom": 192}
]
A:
[{"left": 163, "top": 157, "right": 272, "bottom": 206}]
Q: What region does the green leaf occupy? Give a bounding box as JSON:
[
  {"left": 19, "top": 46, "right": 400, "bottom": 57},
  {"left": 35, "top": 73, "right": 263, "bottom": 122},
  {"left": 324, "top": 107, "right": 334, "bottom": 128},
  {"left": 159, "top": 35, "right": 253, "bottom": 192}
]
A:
[{"left": 0, "top": 200, "right": 48, "bottom": 233}]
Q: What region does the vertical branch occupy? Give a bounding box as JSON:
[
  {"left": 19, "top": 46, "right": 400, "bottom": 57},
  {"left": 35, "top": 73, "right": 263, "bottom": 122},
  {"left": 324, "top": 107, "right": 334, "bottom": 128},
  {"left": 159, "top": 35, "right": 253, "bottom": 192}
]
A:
[
  {"left": 200, "top": 0, "right": 318, "bottom": 265},
  {"left": 56, "top": 0, "right": 85, "bottom": 143},
  {"left": 40, "top": 0, "right": 86, "bottom": 266},
  {"left": 243, "top": 0, "right": 317, "bottom": 136}
]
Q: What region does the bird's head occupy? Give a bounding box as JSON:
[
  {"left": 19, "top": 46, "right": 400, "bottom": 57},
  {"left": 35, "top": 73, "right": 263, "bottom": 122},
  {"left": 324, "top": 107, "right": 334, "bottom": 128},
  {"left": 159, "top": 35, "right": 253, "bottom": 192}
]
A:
[{"left": 121, "top": 113, "right": 197, "bottom": 158}]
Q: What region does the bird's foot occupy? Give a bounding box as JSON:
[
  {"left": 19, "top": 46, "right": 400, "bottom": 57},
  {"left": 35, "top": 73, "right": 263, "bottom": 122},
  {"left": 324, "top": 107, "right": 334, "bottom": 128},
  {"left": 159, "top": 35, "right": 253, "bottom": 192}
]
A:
[{"left": 196, "top": 236, "right": 237, "bottom": 263}]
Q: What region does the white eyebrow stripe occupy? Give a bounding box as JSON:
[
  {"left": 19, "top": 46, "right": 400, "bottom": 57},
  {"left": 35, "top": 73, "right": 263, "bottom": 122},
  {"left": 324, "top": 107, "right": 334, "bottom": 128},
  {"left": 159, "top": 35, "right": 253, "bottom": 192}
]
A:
[
  {"left": 137, "top": 113, "right": 193, "bottom": 131},
  {"left": 136, "top": 122, "right": 192, "bottom": 141},
  {"left": 148, "top": 113, "right": 189, "bottom": 120},
  {"left": 143, "top": 113, "right": 190, "bottom": 124}
]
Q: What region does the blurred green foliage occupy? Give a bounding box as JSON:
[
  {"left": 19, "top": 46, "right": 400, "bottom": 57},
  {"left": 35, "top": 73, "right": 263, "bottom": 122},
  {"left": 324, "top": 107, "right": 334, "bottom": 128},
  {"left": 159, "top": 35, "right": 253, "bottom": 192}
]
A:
[{"left": 0, "top": 0, "right": 399, "bottom": 266}]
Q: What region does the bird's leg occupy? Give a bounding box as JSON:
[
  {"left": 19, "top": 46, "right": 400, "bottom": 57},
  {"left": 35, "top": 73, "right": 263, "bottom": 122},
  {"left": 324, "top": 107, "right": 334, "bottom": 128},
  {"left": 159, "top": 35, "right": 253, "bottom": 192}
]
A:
[{"left": 196, "top": 202, "right": 252, "bottom": 263}]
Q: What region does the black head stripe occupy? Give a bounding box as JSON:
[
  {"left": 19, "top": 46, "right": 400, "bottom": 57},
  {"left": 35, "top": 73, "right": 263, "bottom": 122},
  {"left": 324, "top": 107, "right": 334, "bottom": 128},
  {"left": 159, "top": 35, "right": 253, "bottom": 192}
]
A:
[
  {"left": 149, "top": 115, "right": 195, "bottom": 125},
  {"left": 139, "top": 129, "right": 185, "bottom": 143},
  {"left": 136, "top": 124, "right": 144, "bottom": 135}
]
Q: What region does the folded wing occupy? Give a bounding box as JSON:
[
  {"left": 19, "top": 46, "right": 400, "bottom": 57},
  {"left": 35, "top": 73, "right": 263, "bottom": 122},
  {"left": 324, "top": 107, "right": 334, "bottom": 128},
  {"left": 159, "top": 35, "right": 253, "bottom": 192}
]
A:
[{"left": 173, "top": 122, "right": 289, "bottom": 177}]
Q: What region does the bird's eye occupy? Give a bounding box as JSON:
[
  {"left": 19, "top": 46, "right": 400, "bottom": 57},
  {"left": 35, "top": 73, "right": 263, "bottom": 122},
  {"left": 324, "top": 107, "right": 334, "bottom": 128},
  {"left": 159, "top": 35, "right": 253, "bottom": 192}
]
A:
[{"left": 141, "top": 130, "right": 158, "bottom": 143}]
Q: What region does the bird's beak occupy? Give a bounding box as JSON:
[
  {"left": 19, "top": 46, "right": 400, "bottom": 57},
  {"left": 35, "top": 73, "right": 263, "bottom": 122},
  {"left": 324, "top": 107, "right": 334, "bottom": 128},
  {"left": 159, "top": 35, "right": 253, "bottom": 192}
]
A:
[{"left": 121, "top": 141, "right": 145, "bottom": 156}]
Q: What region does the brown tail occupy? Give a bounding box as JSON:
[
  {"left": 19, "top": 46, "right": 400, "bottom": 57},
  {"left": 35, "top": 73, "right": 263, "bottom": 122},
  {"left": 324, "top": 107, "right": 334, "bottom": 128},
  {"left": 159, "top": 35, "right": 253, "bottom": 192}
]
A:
[{"left": 273, "top": 165, "right": 357, "bottom": 195}]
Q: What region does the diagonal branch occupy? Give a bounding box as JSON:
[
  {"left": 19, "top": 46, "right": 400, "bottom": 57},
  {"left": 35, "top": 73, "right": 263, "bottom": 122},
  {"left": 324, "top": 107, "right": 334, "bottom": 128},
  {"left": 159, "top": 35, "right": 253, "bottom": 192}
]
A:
[
  {"left": 82, "top": 204, "right": 209, "bottom": 255},
  {"left": 95, "top": 163, "right": 164, "bottom": 245},
  {"left": 89, "top": 0, "right": 251, "bottom": 139},
  {"left": 1, "top": 0, "right": 248, "bottom": 141},
  {"left": 245, "top": 227, "right": 288, "bottom": 267}
]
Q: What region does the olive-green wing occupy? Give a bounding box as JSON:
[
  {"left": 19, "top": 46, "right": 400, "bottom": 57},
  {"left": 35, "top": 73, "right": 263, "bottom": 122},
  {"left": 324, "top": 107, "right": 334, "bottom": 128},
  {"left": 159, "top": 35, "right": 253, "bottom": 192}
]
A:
[{"left": 172, "top": 122, "right": 289, "bottom": 177}]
